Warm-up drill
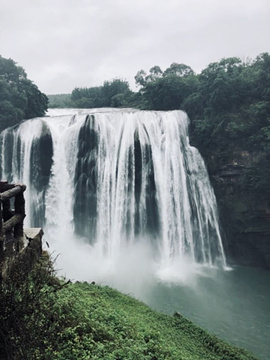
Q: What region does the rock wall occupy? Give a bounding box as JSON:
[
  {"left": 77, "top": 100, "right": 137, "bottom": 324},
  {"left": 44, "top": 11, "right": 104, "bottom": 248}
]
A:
[{"left": 210, "top": 152, "right": 270, "bottom": 269}]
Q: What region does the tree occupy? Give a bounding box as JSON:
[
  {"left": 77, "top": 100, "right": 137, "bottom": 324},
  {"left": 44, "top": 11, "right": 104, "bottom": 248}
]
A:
[
  {"left": 142, "top": 76, "right": 186, "bottom": 110},
  {"left": 0, "top": 55, "right": 48, "bottom": 132},
  {"left": 183, "top": 53, "right": 270, "bottom": 177},
  {"left": 70, "top": 79, "right": 131, "bottom": 108},
  {"left": 163, "top": 63, "right": 194, "bottom": 77},
  {"left": 134, "top": 63, "right": 197, "bottom": 110},
  {"left": 145, "top": 66, "right": 163, "bottom": 83},
  {"left": 101, "top": 78, "right": 130, "bottom": 106},
  {"left": 135, "top": 70, "right": 147, "bottom": 87},
  {"left": 71, "top": 87, "right": 103, "bottom": 108}
]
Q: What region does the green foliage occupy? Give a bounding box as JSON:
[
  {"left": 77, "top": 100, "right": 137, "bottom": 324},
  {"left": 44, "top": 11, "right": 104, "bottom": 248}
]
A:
[
  {"left": 163, "top": 63, "right": 195, "bottom": 77},
  {"left": 47, "top": 94, "right": 72, "bottom": 108},
  {"left": 0, "top": 55, "right": 48, "bottom": 132},
  {"left": 134, "top": 63, "right": 198, "bottom": 110},
  {"left": 134, "top": 69, "right": 147, "bottom": 87},
  {"left": 49, "top": 53, "right": 270, "bottom": 203},
  {"left": 0, "top": 256, "right": 258, "bottom": 360},
  {"left": 183, "top": 53, "right": 270, "bottom": 172},
  {"left": 68, "top": 63, "right": 198, "bottom": 111},
  {"left": 70, "top": 79, "right": 131, "bottom": 109},
  {"left": 143, "top": 73, "right": 198, "bottom": 110},
  {"left": 0, "top": 252, "right": 61, "bottom": 359},
  {"left": 237, "top": 157, "right": 270, "bottom": 197},
  {"left": 71, "top": 86, "right": 103, "bottom": 108},
  {"left": 102, "top": 79, "right": 130, "bottom": 107}
]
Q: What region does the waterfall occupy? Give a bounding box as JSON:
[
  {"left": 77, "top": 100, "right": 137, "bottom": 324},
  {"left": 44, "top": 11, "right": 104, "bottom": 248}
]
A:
[{"left": 0, "top": 109, "right": 226, "bottom": 282}]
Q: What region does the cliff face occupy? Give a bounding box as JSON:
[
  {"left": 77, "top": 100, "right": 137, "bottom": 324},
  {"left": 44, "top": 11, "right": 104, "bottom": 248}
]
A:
[{"left": 210, "top": 151, "right": 270, "bottom": 269}]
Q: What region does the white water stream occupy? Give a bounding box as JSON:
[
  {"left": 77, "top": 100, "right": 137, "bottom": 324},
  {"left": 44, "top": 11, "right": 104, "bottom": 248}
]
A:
[
  {"left": 2, "top": 109, "right": 269, "bottom": 359},
  {"left": 0, "top": 108, "right": 226, "bottom": 285}
]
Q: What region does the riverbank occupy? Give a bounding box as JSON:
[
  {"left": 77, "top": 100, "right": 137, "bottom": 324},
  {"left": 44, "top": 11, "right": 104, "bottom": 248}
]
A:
[
  {"left": 48, "top": 281, "right": 258, "bottom": 360},
  {"left": 0, "top": 254, "right": 258, "bottom": 360}
]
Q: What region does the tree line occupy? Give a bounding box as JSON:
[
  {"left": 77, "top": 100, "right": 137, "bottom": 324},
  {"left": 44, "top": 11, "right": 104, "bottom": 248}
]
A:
[
  {"left": 64, "top": 53, "right": 270, "bottom": 196},
  {"left": 63, "top": 63, "right": 198, "bottom": 110},
  {"left": 1, "top": 51, "right": 270, "bottom": 195},
  {"left": 62, "top": 54, "right": 270, "bottom": 153}
]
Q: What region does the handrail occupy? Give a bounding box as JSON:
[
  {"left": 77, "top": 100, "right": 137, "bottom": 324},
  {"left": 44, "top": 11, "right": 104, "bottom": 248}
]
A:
[
  {"left": 0, "top": 185, "right": 26, "bottom": 202},
  {"left": 0, "top": 181, "right": 26, "bottom": 262},
  {"left": 2, "top": 214, "right": 24, "bottom": 234}
]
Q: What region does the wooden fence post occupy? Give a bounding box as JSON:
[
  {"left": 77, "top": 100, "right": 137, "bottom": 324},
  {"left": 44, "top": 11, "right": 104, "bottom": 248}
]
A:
[
  {"left": 14, "top": 190, "right": 26, "bottom": 238},
  {"left": 0, "top": 201, "right": 3, "bottom": 263},
  {"left": 0, "top": 183, "right": 26, "bottom": 260}
]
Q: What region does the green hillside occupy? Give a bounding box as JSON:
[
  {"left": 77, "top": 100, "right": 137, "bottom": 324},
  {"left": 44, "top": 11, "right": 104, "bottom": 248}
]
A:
[{"left": 0, "top": 254, "right": 257, "bottom": 360}]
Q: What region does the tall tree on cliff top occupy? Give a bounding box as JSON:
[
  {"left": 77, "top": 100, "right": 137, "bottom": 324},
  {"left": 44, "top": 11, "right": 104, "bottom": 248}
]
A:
[
  {"left": 0, "top": 55, "right": 48, "bottom": 132},
  {"left": 134, "top": 63, "right": 198, "bottom": 110},
  {"left": 183, "top": 53, "right": 270, "bottom": 177}
]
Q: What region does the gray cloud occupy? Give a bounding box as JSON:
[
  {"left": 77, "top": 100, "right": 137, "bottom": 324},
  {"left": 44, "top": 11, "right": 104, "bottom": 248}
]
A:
[{"left": 0, "top": 0, "right": 269, "bottom": 94}]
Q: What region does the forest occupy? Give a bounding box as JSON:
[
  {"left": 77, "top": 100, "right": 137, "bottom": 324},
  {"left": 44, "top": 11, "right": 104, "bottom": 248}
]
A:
[
  {"left": 2, "top": 52, "right": 270, "bottom": 203},
  {"left": 48, "top": 53, "right": 270, "bottom": 192},
  {"left": 2, "top": 52, "right": 269, "bottom": 173},
  {"left": 1, "top": 52, "right": 270, "bottom": 266},
  {"left": 48, "top": 53, "right": 270, "bottom": 267},
  {"left": 0, "top": 54, "right": 269, "bottom": 359}
]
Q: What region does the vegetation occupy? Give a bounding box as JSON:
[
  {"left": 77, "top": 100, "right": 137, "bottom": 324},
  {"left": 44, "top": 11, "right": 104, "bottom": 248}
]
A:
[
  {"left": 59, "top": 53, "right": 270, "bottom": 194},
  {"left": 184, "top": 54, "right": 270, "bottom": 172},
  {"left": 61, "top": 53, "right": 270, "bottom": 167},
  {"left": 131, "top": 54, "right": 270, "bottom": 176},
  {"left": 2, "top": 52, "right": 266, "bottom": 170},
  {"left": 45, "top": 52, "right": 270, "bottom": 266},
  {"left": 1, "top": 51, "right": 269, "bottom": 265},
  {"left": 69, "top": 79, "right": 140, "bottom": 109},
  {"left": 47, "top": 93, "right": 71, "bottom": 108},
  {"left": 134, "top": 63, "right": 198, "bottom": 110},
  {"left": 0, "top": 254, "right": 257, "bottom": 360},
  {"left": 65, "top": 63, "right": 199, "bottom": 111},
  {"left": 0, "top": 55, "right": 48, "bottom": 132}
]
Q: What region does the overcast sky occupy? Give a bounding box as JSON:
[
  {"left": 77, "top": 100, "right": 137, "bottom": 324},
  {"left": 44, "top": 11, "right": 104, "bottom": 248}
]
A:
[{"left": 1, "top": 0, "right": 269, "bottom": 94}]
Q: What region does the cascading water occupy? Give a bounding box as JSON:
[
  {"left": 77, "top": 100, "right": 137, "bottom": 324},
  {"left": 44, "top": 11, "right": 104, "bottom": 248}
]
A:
[{"left": 0, "top": 109, "right": 226, "bottom": 285}]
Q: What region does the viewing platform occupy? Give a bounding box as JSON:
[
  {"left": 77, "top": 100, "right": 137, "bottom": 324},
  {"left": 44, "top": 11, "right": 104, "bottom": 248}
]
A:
[{"left": 0, "top": 181, "right": 43, "bottom": 281}]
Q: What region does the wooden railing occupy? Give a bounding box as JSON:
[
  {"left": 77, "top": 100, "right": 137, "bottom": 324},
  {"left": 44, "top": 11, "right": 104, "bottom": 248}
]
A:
[{"left": 0, "top": 181, "right": 26, "bottom": 262}]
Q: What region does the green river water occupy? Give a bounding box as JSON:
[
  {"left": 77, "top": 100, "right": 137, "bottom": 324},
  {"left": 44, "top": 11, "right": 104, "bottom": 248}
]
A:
[{"left": 140, "top": 266, "right": 270, "bottom": 360}]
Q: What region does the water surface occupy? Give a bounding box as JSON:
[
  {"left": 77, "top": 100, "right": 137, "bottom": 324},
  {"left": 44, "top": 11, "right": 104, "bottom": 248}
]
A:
[{"left": 140, "top": 266, "right": 270, "bottom": 360}]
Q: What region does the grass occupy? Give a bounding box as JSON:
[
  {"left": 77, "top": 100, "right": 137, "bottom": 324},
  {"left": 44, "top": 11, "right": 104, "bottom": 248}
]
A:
[
  {"left": 0, "top": 254, "right": 258, "bottom": 359},
  {"left": 44, "top": 281, "right": 258, "bottom": 360}
]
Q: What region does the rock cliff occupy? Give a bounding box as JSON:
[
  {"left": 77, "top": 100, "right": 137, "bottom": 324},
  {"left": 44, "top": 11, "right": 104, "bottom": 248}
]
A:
[{"left": 210, "top": 151, "right": 270, "bottom": 269}]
